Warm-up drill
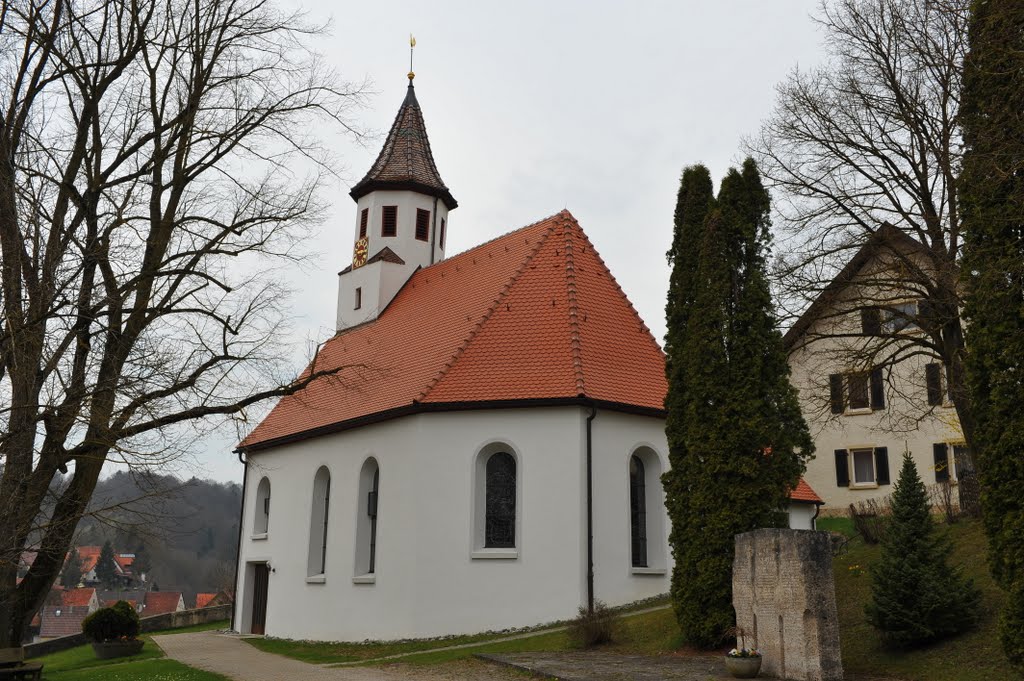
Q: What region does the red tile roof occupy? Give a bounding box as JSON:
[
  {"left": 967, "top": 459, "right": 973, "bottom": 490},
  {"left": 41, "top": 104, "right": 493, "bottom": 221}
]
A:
[
  {"left": 241, "top": 211, "right": 667, "bottom": 450},
  {"left": 790, "top": 477, "right": 824, "bottom": 504},
  {"left": 39, "top": 605, "right": 89, "bottom": 638},
  {"left": 76, "top": 546, "right": 101, "bottom": 573},
  {"left": 195, "top": 593, "right": 216, "bottom": 609},
  {"left": 104, "top": 599, "right": 137, "bottom": 609},
  {"left": 144, "top": 591, "right": 183, "bottom": 616},
  {"left": 61, "top": 588, "right": 95, "bottom": 608}
]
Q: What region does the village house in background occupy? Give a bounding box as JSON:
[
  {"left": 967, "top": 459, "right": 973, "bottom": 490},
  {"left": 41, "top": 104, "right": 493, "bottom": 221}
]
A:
[
  {"left": 232, "top": 75, "right": 824, "bottom": 642},
  {"left": 785, "top": 225, "right": 976, "bottom": 515}
]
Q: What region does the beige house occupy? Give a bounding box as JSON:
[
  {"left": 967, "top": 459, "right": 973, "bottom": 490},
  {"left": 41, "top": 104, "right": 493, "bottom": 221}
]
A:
[{"left": 784, "top": 225, "right": 973, "bottom": 513}]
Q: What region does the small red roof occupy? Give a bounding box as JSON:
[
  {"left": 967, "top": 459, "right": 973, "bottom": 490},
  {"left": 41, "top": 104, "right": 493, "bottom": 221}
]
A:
[
  {"left": 61, "top": 588, "right": 95, "bottom": 608},
  {"left": 39, "top": 605, "right": 90, "bottom": 638},
  {"left": 75, "top": 546, "right": 101, "bottom": 573},
  {"left": 241, "top": 211, "right": 667, "bottom": 450},
  {"left": 144, "top": 591, "right": 183, "bottom": 616},
  {"left": 195, "top": 593, "right": 217, "bottom": 609},
  {"left": 790, "top": 477, "right": 824, "bottom": 504},
  {"left": 104, "top": 599, "right": 137, "bottom": 609}
]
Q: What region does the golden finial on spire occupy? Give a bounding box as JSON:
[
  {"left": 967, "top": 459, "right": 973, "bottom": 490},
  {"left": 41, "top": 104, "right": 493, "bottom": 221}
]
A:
[{"left": 408, "top": 34, "right": 416, "bottom": 82}]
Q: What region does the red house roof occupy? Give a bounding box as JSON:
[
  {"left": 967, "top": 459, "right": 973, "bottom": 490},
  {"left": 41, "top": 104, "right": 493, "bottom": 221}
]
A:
[
  {"left": 144, "top": 591, "right": 183, "bottom": 616},
  {"left": 195, "top": 593, "right": 217, "bottom": 609},
  {"left": 241, "top": 211, "right": 668, "bottom": 450},
  {"left": 39, "top": 606, "right": 89, "bottom": 638},
  {"left": 61, "top": 588, "right": 95, "bottom": 608},
  {"left": 790, "top": 478, "right": 824, "bottom": 505}
]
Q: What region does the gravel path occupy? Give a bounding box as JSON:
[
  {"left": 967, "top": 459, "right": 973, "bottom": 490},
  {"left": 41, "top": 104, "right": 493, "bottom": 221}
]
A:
[{"left": 152, "top": 631, "right": 528, "bottom": 681}]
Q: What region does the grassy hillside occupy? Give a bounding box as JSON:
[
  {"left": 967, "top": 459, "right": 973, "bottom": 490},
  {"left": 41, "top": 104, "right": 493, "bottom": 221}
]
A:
[{"left": 832, "top": 517, "right": 1017, "bottom": 680}]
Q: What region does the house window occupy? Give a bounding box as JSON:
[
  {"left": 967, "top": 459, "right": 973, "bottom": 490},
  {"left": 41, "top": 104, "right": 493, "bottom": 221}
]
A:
[
  {"left": 354, "top": 458, "right": 379, "bottom": 577},
  {"left": 440, "top": 218, "right": 446, "bottom": 249},
  {"left": 307, "top": 466, "right": 331, "bottom": 578},
  {"left": 253, "top": 477, "right": 270, "bottom": 536},
  {"left": 485, "top": 453, "right": 516, "bottom": 548},
  {"left": 629, "top": 455, "right": 647, "bottom": 568},
  {"left": 359, "top": 208, "right": 368, "bottom": 239},
  {"left": 381, "top": 205, "right": 397, "bottom": 237},
  {"left": 415, "top": 209, "right": 430, "bottom": 241},
  {"left": 860, "top": 307, "right": 881, "bottom": 336},
  {"left": 834, "top": 447, "right": 890, "bottom": 487},
  {"left": 354, "top": 287, "right": 362, "bottom": 310},
  {"left": 925, "top": 362, "right": 952, "bottom": 406},
  {"left": 829, "top": 368, "right": 885, "bottom": 413},
  {"left": 883, "top": 300, "right": 919, "bottom": 333}
]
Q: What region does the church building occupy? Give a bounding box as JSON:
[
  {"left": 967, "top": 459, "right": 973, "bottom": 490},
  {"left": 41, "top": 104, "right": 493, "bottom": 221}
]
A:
[{"left": 231, "top": 74, "right": 818, "bottom": 641}]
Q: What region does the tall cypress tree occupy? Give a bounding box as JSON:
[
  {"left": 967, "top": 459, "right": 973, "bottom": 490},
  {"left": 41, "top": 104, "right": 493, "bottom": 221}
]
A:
[
  {"left": 961, "top": 0, "right": 1024, "bottom": 667},
  {"left": 664, "top": 159, "right": 812, "bottom": 647},
  {"left": 866, "top": 453, "right": 980, "bottom": 648}
]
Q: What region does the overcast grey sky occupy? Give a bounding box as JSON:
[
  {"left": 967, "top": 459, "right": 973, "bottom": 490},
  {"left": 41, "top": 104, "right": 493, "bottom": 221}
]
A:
[{"left": 184, "top": 0, "right": 828, "bottom": 482}]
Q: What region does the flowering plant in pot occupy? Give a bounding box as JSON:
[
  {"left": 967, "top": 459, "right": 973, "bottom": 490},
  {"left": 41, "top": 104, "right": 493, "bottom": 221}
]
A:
[
  {"left": 724, "top": 626, "right": 761, "bottom": 678},
  {"left": 82, "top": 601, "right": 144, "bottom": 659}
]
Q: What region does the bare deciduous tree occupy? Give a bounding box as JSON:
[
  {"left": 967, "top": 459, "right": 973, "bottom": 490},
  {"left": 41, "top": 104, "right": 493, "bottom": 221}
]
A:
[
  {"left": 0, "top": 0, "right": 366, "bottom": 646},
  {"left": 747, "top": 0, "right": 975, "bottom": 453}
]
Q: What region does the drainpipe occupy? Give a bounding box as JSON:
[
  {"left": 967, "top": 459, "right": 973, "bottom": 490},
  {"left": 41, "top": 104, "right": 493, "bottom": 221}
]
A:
[
  {"left": 429, "top": 197, "right": 439, "bottom": 264},
  {"left": 230, "top": 450, "right": 248, "bottom": 632},
  {"left": 811, "top": 502, "right": 823, "bottom": 531},
  {"left": 586, "top": 402, "right": 597, "bottom": 614}
]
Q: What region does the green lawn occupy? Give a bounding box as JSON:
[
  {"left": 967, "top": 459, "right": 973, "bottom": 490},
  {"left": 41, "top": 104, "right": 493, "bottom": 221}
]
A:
[
  {"left": 244, "top": 521, "right": 1018, "bottom": 681},
  {"left": 36, "top": 619, "right": 230, "bottom": 681}
]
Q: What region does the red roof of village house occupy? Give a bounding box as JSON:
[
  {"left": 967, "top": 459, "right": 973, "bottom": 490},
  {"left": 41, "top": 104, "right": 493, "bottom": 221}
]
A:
[
  {"left": 195, "top": 593, "right": 217, "bottom": 609},
  {"left": 75, "top": 546, "right": 101, "bottom": 573},
  {"left": 790, "top": 478, "right": 824, "bottom": 504},
  {"left": 39, "top": 605, "right": 90, "bottom": 638},
  {"left": 144, "top": 591, "right": 183, "bottom": 616},
  {"left": 241, "top": 211, "right": 668, "bottom": 450},
  {"left": 61, "top": 588, "right": 95, "bottom": 608}
]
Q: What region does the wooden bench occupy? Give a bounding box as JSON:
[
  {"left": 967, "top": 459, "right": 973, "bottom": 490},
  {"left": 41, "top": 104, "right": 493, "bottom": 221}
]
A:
[{"left": 0, "top": 663, "right": 43, "bottom": 680}]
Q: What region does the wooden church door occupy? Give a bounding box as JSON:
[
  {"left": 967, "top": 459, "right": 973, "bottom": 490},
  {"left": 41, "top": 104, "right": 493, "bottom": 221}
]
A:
[{"left": 250, "top": 563, "right": 269, "bottom": 635}]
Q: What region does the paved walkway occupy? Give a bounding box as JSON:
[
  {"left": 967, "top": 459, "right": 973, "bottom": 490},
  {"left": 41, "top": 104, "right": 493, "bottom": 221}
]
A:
[
  {"left": 481, "top": 651, "right": 734, "bottom": 680},
  {"left": 152, "top": 631, "right": 525, "bottom": 681}
]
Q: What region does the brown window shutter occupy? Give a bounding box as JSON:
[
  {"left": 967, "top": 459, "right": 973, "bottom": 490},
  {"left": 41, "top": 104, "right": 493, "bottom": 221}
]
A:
[
  {"left": 835, "top": 450, "right": 850, "bottom": 487},
  {"left": 415, "top": 209, "right": 430, "bottom": 241},
  {"left": 925, "top": 363, "right": 943, "bottom": 406},
  {"left": 933, "top": 443, "right": 950, "bottom": 482},
  {"left": 874, "top": 447, "right": 890, "bottom": 485},
  {"left": 829, "top": 374, "right": 844, "bottom": 414},
  {"left": 381, "top": 205, "right": 397, "bottom": 237},
  {"left": 870, "top": 367, "right": 885, "bottom": 410},
  {"left": 861, "top": 308, "right": 881, "bottom": 335},
  {"left": 440, "top": 218, "right": 446, "bottom": 249},
  {"left": 359, "top": 208, "right": 368, "bottom": 239}
]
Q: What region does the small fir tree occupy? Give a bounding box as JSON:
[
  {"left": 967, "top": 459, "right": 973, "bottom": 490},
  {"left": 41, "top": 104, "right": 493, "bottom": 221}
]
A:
[
  {"left": 61, "top": 547, "right": 83, "bottom": 589},
  {"left": 663, "top": 159, "right": 812, "bottom": 647},
  {"left": 866, "top": 453, "right": 980, "bottom": 647},
  {"left": 961, "top": 0, "right": 1024, "bottom": 668},
  {"left": 95, "top": 540, "right": 118, "bottom": 589}
]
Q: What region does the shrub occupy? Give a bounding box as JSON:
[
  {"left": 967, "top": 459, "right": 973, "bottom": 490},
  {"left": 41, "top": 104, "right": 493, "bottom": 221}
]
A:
[
  {"left": 567, "top": 600, "right": 618, "bottom": 648},
  {"left": 82, "top": 600, "right": 140, "bottom": 642},
  {"left": 848, "top": 497, "right": 890, "bottom": 544},
  {"left": 865, "top": 454, "right": 981, "bottom": 648}
]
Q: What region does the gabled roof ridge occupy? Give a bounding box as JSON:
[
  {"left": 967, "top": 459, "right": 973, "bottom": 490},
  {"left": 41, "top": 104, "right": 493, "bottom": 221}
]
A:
[
  {"left": 416, "top": 222, "right": 558, "bottom": 402},
  {"left": 421, "top": 210, "right": 575, "bottom": 272},
  {"left": 561, "top": 214, "right": 586, "bottom": 396},
  {"left": 571, "top": 224, "right": 667, "bottom": 361}
]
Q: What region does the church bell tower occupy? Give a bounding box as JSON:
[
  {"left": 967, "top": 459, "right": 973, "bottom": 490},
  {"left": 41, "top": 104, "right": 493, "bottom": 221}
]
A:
[{"left": 336, "top": 66, "right": 457, "bottom": 332}]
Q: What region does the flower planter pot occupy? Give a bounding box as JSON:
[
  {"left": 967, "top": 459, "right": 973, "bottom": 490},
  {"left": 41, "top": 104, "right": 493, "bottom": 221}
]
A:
[
  {"left": 91, "top": 639, "right": 144, "bottom": 660},
  {"left": 724, "top": 654, "right": 762, "bottom": 678},
  {"left": 0, "top": 646, "right": 25, "bottom": 667}
]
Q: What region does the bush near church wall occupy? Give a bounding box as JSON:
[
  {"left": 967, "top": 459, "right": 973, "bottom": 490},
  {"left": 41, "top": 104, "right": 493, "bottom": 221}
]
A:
[{"left": 24, "top": 604, "right": 231, "bottom": 659}]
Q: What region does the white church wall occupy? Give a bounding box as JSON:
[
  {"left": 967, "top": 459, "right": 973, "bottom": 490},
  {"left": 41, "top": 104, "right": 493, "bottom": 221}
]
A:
[
  {"left": 235, "top": 406, "right": 587, "bottom": 641},
  {"left": 589, "top": 410, "right": 672, "bottom": 608}
]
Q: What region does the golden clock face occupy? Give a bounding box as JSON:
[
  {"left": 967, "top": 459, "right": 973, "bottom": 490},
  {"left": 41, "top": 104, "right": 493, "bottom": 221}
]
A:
[{"left": 353, "top": 237, "right": 369, "bottom": 268}]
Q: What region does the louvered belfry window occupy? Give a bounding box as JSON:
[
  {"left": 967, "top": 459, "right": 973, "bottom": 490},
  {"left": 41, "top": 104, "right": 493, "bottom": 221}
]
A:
[
  {"left": 629, "top": 456, "right": 648, "bottom": 568},
  {"left": 484, "top": 452, "right": 516, "bottom": 548},
  {"left": 359, "top": 208, "right": 368, "bottom": 239},
  {"left": 415, "top": 209, "right": 430, "bottom": 241},
  {"left": 381, "top": 205, "right": 397, "bottom": 237}
]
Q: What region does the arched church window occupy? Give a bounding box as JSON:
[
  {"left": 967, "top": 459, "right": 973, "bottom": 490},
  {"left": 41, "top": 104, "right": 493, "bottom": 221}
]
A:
[
  {"left": 485, "top": 452, "right": 516, "bottom": 548},
  {"left": 307, "top": 466, "right": 331, "bottom": 578},
  {"left": 354, "top": 458, "right": 380, "bottom": 577},
  {"left": 254, "top": 477, "right": 270, "bottom": 536},
  {"left": 629, "top": 455, "right": 648, "bottom": 567}
]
